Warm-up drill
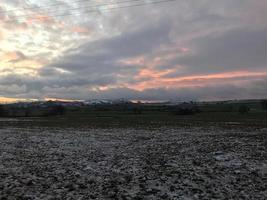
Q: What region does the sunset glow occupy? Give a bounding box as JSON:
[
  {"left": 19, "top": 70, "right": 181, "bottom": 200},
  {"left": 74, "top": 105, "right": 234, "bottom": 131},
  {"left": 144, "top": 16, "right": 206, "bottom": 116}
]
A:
[{"left": 0, "top": 0, "right": 267, "bottom": 101}]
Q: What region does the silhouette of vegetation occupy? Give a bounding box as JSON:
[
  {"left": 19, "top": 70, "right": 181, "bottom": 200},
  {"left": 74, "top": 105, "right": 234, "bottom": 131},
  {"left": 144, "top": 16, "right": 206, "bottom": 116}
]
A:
[
  {"left": 132, "top": 101, "right": 143, "bottom": 114},
  {"left": 1, "top": 99, "right": 267, "bottom": 119},
  {"left": 49, "top": 105, "right": 66, "bottom": 116},
  {"left": 133, "top": 106, "right": 143, "bottom": 114},
  {"left": 0, "top": 105, "right": 5, "bottom": 117},
  {"left": 172, "top": 102, "right": 200, "bottom": 115},
  {"left": 261, "top": 100, "right": 267, "bottom": 110},
  {"left": 238, "top": 105, "right": 250, "bottom": 114},
  {"left": 223, "top": 105, "right": 234, "bottom": 112}
]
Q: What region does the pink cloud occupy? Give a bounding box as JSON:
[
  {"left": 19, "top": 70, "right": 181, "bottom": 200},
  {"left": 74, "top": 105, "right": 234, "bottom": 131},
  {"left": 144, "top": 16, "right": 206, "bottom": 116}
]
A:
[
  {"left": 26, "top": 14, "right": 55, "bottom": 25},
  {"left": 70, "top": 26, "right": 90, "bottom": 34},
  {"left": 125, "top": 70, "right": 267, "bottom": 91}
]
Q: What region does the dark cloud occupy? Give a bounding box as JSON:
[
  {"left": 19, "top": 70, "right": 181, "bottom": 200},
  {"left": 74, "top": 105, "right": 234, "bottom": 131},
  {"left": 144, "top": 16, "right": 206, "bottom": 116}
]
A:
[
  {"left": 38, "top": 22, "right": 171, "bottom": 91},
  {"left": 1, "top": 0, "right": 267, "bottom": 100},
  {"left": 176, "top": 27, "right": 267, "bottom": 75},
  {"left": 83, "top": 77, "right": 267, "bottom": 101},
  {"left": 48, "top": 22, "right": 171, "bottom": 71},
  {"left": 1, "top": 74, "right": 266, "bottom": 101}
]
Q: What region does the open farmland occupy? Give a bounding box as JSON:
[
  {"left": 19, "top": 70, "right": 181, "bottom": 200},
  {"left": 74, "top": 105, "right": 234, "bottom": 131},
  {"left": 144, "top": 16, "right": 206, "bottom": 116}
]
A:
[{"left": 0, "top": 114, "right": 266, "bottom": 199}]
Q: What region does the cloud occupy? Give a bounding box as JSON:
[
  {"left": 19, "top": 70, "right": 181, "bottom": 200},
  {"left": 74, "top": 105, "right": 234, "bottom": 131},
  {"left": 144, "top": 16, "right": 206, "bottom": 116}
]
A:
[
  {"left": 175, "top": 27, "right": 267, "bottom": 75},
  {"left": 25, "top": 77, "right": 267, "bottom": 101},
  {"left": 0, "top": 0, "right": 267, "bottom": 101},
  {"left": 4, "top": 51, "right": 27, "bottom": 63}
]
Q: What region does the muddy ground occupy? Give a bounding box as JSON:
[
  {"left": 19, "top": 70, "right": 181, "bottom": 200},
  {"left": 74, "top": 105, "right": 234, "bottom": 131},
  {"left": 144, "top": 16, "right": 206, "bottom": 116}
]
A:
[{"left": 0, "top": 125, "right": 266, "bottom": 199}]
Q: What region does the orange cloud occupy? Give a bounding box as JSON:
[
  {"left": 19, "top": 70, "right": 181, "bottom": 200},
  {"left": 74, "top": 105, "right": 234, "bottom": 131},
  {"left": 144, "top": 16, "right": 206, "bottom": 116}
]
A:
[
  {"left": 0, "top": 97, "right": 18, "bottom": 103},
  {"left": 169, "top": 71, "right": 267, "bottom": 82},
  {"left": 0, "top": 97, "right": 39, "bottom": 103},
  {"left": 138, "top": 68, "right": 176, "bottom": 79},
  {"left": 26, "top": 13, "right": 55, "bottom": 25},
  {"left": 2, "top": 51, "right": 27, "bottom": 63},
  {"left": 0, "top": 30, "right": 4, "bottom": 40},
  {"left": 126, "top": 70, "right": 267, "bottom": 91},
  {"left": 44, "top": 97, "right": 82, "bottom": 102},
  {"left": 71, "top": 26, "right": 90, "bottom": 34},
  {"left": 0, "top": 51, "right": 46, "bottom": 75},
  {"left": 119, "top": 56, "right": 145, "bottom": 66},
  {"left": 119, "top": 47, "right": 190, "bottom": 69}
]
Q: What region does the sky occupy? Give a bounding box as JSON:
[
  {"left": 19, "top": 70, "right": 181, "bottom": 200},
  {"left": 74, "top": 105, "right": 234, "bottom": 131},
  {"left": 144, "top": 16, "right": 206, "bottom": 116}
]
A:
[{"left": 0, "top": 0, "right": 267, "bottom": 102}]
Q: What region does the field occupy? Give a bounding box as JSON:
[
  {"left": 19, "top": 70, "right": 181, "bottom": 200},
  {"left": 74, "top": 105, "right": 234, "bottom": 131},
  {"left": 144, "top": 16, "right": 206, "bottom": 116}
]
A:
[{"left": 0, "top": 111, "right": 266, "bottom": 199}]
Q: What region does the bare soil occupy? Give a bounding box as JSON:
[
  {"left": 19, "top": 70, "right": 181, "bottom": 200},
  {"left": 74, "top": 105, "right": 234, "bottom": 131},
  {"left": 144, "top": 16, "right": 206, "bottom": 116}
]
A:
[{"left": 0, "top": 126, "right": 266, "bottom": 199}]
